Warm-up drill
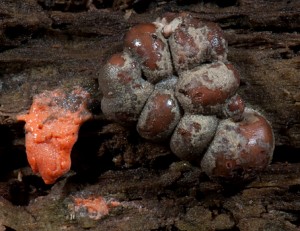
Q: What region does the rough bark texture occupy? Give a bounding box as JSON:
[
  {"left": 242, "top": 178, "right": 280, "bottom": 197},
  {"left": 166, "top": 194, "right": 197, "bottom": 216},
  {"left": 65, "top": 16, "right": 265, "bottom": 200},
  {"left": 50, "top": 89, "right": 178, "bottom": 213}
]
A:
[{"left": 0, "top": 0, "right": 300, "bottom": 230}]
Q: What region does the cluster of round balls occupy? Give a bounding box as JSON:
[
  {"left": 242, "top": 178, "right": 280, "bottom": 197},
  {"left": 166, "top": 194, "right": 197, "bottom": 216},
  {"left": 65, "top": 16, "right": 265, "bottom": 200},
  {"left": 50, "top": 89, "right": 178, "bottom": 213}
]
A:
[{"left": 98, "top": 13, "right": 275, "bottom": 182}]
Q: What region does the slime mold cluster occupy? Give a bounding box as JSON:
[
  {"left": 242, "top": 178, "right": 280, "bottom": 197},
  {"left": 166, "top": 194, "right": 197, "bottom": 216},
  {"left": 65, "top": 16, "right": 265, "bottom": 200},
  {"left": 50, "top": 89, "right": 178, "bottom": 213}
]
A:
[{"left": 99, "top": 13, "right": 275, "bottom": 182}]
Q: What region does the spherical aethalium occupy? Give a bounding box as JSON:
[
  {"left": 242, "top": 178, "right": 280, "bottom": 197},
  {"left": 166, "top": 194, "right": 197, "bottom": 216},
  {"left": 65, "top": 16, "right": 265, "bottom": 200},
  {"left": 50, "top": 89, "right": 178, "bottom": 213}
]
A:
[
  {"left": 137, "top": 88, "right": 181, "bottom": 141},
  {"left": 170, "top": 114, "right": 219, "bottom": 163},
  {"left": 99, "top": 51, "right": 154, "bottom": 125},
  {"left": 162, "top": 13, "right": 228, "bottom": 72},
  {"left": 124, "top": 22, "right": 173, "bottom": 84},
  {"left": 175, "top": 61, "right": 240, "bottom": 115},
  {"left": 200, "top": 108, "right": 275, "bottom": 181},
  {"left": 222, "top": 94, "right": 245, "bottom": 121}
]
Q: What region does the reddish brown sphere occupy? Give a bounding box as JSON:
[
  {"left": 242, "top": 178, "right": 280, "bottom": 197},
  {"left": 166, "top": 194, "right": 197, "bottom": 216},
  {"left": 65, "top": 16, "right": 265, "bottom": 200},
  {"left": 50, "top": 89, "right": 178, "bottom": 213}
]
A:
[
  {"left": 222, "top": 94, "right": 245, "bottom": 121},
  {"left": 99, "top": 52, "right": 154, "bottom": 125},
  {"left": 137, "top": 89, "right": 181, "bottom": 141},
  {"left": 200, "top": 108, "right": 275, "bottom": 181},
  {"left": 170, "top": 114, "right": 219, "bottom": 163},
  {"left": 166, "top": 13, "right": 228, "bottom": 72},
  {"left": 100, "top": 52, "right": 141, "bottom": 97},
  {"left": 175, "top": 62, "right": 240, "bottom": 115},
  {"left": 124, "top": 23, "right": 173, "bottom": 83}
]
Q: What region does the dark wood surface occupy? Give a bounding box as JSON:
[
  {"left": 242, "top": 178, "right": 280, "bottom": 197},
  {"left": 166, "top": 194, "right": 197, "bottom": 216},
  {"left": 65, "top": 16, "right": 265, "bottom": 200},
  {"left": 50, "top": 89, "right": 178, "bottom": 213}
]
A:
[{"left": 0, "top": 1, "right": 300, "bottom": 230}]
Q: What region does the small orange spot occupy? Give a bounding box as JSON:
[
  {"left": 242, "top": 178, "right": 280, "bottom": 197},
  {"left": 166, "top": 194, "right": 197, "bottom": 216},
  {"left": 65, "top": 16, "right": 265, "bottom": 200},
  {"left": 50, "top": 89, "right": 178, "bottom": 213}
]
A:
[
  {"left": 73, "top": 196, "right": 120, "bottom": 220},
  {"left": 17, "top": 87, "right": 92, "bottom": 184},
  {"left": 109, "top": 200, "right": 121, "bottom": 207}
]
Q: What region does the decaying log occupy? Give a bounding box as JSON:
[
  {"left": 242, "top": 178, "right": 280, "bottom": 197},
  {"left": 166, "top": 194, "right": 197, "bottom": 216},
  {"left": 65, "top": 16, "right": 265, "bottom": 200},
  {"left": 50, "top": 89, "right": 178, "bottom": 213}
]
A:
[
  {"left": 0, "top": 0, "right": 300, "bottom": 230},
  {"left": 1, "top": 162, "right": 300, "bottom": 230}
]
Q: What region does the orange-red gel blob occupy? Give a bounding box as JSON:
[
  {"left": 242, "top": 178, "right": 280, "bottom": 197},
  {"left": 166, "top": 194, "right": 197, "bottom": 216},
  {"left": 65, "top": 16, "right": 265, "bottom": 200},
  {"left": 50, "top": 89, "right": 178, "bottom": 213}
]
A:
[{"left": 17, "top": 88, "right": 92, "bottom": 184}]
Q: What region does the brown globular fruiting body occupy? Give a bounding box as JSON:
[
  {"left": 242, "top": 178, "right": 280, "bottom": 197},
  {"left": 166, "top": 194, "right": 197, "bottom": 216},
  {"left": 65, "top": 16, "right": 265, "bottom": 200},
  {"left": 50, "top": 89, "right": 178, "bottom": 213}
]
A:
[
  {"left": 175, "top": 62, "right": 240, "bottom": 115},
  {"left": 99, "top": 51, "right": 154, "bottom": 125},
  {"left": 124, "top": 23, "right": 173, "bottom": 83},
  {"left": 137, "top": 89, "right": 181, "bottom": 141},
  {"left": 200, "top": 108, "right": 275, "bottom": 182},
  {"left": 165, "top": 14, "right": 228, "bottom": 72},
  {"left": 170, "top": 114, "right": 219, "bottom": 163},
  {"left": 98, "top": 13, "right": 275, "bottom": 183},
  {"left": 222, "top": 94, "right": 245, "bottom": 121}
]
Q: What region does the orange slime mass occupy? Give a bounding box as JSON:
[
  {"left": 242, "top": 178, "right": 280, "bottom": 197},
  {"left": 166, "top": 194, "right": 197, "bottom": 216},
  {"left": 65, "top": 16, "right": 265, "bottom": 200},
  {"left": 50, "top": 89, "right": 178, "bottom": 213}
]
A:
[
  {"left": 17, "top": 88, "right": 92, "bottom": 184},
  {"left": 73, "top": 196, "right": 120, "bottom": 220}
]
